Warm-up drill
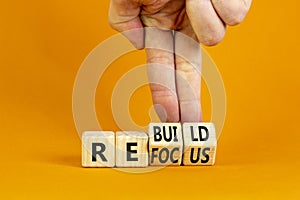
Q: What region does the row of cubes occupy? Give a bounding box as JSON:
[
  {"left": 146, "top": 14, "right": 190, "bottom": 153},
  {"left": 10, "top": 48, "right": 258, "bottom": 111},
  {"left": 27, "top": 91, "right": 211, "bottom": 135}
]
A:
[{"left": 82, "top": 122, "right": 217, "bottom": 167}]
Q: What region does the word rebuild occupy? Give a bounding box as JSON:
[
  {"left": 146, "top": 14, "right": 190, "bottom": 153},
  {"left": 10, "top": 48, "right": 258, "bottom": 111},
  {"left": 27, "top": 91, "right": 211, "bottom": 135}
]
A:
[{"left": 82, "top": 123, "right": 217, "bottom": 168}]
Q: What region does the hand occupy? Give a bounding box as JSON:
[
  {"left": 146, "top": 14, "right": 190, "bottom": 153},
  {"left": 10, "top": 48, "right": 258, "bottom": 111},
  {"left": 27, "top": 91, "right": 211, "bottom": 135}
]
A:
[{"left": 108, "top": 0, "right": 252, "bottom": 122}]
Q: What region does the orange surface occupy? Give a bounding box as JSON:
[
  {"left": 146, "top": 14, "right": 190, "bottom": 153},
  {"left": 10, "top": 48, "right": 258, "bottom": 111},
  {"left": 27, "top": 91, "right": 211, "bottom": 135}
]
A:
[{"left": 1, "top": 0, "right": 300, "bottom": 199}]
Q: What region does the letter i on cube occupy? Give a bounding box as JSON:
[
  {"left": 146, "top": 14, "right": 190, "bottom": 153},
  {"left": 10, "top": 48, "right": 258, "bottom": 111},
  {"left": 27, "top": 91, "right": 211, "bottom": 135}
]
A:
[
  {"left": 182, "top": 122, "right": 217, "bottom": 165},
  {"left": 148, "top": 123, "right": 183, "bottom": 166}
]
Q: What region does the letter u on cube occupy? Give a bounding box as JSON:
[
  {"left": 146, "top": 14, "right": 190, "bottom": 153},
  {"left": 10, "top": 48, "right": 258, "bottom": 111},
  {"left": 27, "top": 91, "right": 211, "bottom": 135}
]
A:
[{"left": 81, "top": 122, "right": 217, "bottom": 167}]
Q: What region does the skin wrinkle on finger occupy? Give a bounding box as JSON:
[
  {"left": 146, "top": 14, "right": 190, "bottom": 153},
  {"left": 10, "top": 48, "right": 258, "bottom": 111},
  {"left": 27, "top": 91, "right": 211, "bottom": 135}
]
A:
[
  {"left": 109, "top": 0, "right": 141, "bottom": 23},
  {"left": 147, "top": 63, "right": 177, "bottom": 93},
  {"left": 108, "top": 0, "right": 252, "bottom": 122},
  {"left": 109, "top": 0, "right": 145, "bottom": 49},
  {"left": 140, "top": 0, "right": 186, "bottom": 30},
  {"left": 211, "top": 0, "right": 252, "bottom": 25},
  {"left": 175, "top": 29, "right": 202, "bottom": 122},
  {"left": 175, "top": 57, "right": 200, "bottom": 100},
  {"left": 139, "top": 0, "right": 202, "bottom": 122},
  {"left": 173, "top": 8, "right": 188, "bottom": 31},
  {"left": 141, "top": 0, "right": 167, "bottom": 14},
  {"left": 145, "top": 28, "right": 180, "bottom": 122},
  {"left": 186, "top": 0, "right": 226, "bottom": 46},
  {"left": 109, "top": 0, "right": 252, "bottom": 47},
  {"left": 147, "top": 53, "right": 174, "bottom": 65},
  {"left": 141, "top": 0, "right": 201, "bottom": 121}
]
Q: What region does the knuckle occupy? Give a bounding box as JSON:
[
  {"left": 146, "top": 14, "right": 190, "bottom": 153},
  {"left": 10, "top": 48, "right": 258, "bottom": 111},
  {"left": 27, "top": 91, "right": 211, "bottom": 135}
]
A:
[
  {"left": 200, "top": 32, "right": 225, "bottom": 46},
  {"left": 176, "top": 61, "right": 199, "bottom": 77},
  {"left": 108, "top": 20, "right": 115, "bottom": 29},
  {"left": 226, "top": 2, "right": 250, "bottom": 25},
  {"left": 108, "top": 18, "right": 118, "bottom": 30},
  {"left": 226, "top": 8, "right": 248, "bottom": 26},
  {"left": 147, "top": 56, "right": 174, "bottom": 65},
  {"left": 213, "top": 0, "right": 250, "bottom": 26},
  {"left": 152, "top": 87, "right": 173, "bottom": 96}
]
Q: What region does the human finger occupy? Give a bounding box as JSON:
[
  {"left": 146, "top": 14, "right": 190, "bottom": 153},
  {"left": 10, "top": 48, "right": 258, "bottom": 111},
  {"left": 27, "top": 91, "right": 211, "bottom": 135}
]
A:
[
  {"left": 212, "top": 0, "right": 252, "bottom": 26},
  {"left": 145, "top": 28, "right": 179, "bottom": 122},
  {"left": 175, "top": 22, "right": 202, "bottom": 122},
  {"left": 186, "top": 0, "right": 226, "bottom": 46},
  {"left": 108, "top": 0, "right": 144, "bottom": 49}
]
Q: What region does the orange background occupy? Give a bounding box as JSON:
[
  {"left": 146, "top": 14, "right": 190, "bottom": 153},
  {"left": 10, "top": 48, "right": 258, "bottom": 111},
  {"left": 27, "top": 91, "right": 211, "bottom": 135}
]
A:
[{"left": 1, "top": 0, "right": 299, "bottom": 199}]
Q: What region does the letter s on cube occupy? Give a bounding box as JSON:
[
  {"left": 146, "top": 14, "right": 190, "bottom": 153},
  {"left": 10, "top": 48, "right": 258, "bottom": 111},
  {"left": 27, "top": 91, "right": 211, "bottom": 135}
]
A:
[{"left": 182, "top": 122, "right": 217, "bottom": 165}]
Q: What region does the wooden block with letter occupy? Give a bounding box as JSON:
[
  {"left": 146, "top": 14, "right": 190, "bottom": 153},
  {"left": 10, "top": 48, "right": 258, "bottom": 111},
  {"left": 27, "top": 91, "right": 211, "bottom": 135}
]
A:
[
  {"left": 82, "top": 131, "right": 115, "bottom": 167},
  {"left": 182, "top": 122, "right": 217, "bottom": 165},
  {"left": 149, "top": 123, "right": 183, "bottom": 166},
  {"left": 116, "top": 131, "right": 148, "bottom": 167}
]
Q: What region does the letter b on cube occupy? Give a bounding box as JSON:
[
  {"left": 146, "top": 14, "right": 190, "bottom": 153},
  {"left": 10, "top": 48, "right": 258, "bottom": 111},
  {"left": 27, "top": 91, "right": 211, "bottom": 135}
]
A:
[{"left": 149, "top": 123, "right": 183, "bottom": 166}]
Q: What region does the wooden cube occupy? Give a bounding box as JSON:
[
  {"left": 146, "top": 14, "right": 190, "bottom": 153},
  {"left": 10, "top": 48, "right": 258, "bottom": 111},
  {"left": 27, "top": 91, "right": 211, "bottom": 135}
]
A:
[
  {"left": 82, "top": 131, "right": 115, "bottom": 167},
  {"left": 116, "top": 131, "right": 148, "bottom": 167},
  {"left": 182, "top": 122, "right": 217, "bottom": 165},
  {"left": 148, "top": 123, "right": 183, "bottom": 166}
]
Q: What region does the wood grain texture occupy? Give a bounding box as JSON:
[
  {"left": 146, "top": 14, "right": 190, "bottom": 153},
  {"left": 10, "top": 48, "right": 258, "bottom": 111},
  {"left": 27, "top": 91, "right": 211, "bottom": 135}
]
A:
[
  {"left": 82, "top": 131, "right": 115, "bottom": 167},
  {"left": 116, "top": 131, "right": 148, "bottom": 167},
  {"left": 182, "top": 122, "right": 217, "bottom": 165},
  {"left": 148, "top": 123, "right": 183, "bottom": 166}
]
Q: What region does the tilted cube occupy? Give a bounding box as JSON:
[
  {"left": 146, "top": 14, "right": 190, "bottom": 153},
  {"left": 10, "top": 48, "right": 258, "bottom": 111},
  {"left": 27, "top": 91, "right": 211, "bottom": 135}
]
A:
[
  {"left": 148, "top": 123, "right": 183, "bottom": 166},
  {"left": 182, "top": 122, "right": 217, "bottom": 165}
]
